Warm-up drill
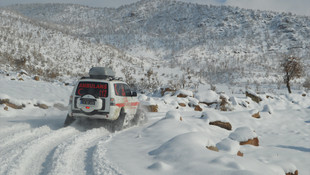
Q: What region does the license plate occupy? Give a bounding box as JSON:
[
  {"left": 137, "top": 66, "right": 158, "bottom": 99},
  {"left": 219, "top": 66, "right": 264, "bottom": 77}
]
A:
[{"left": 80, "top": 99, "right": 95, "bottom": 105}]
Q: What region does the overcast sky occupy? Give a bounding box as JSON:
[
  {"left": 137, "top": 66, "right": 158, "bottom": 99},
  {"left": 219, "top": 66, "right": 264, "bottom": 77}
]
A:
[{"left": 0, "top": 0, "right": 309, "bottom": 16}]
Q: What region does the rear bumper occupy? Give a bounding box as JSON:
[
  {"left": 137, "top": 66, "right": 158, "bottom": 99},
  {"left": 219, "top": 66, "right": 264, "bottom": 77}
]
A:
[
  {"left": 69, "top": 106, "right": 120, "bottom": 121},
  {"left": 71, "top": 110, "right": 111, "bottom": 120}
]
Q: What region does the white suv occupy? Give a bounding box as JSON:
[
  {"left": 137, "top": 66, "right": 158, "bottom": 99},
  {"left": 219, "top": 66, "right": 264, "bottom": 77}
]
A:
[{"left": 65, "top": 67, "right": 144, "bottom": 131}]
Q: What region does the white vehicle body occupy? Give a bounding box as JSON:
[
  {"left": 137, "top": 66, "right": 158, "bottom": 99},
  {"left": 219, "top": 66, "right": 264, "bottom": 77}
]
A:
[{"left": 67, "top": 68, "right": 139, "bottom": 123}]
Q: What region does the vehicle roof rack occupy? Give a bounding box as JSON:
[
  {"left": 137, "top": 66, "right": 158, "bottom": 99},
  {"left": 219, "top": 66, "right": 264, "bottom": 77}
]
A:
[
  {"left": 81, "top": 76, "right": 124, "bottom": 81},
  {"left": 89, "top": 67, "right": 115, "bottom": 79}
]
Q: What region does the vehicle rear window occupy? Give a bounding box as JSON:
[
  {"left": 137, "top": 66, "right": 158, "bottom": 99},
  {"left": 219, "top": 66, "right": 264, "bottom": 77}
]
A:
[{"left": 75, "top": 82, "right": 108, "bottom": 97}]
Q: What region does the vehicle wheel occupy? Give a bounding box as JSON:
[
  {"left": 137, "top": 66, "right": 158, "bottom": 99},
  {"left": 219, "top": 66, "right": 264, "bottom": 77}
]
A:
[
  {"left": 112, "top": 109, "right": 126, "bottom": 132},
  {"left": 64, "top": 114, "right": 76, "bottom": 127}
]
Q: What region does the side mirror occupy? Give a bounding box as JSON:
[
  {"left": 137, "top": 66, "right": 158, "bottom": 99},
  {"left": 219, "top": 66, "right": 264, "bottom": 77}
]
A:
[{"left": 131, "top": 91, "right": 137, "bottom": 97}]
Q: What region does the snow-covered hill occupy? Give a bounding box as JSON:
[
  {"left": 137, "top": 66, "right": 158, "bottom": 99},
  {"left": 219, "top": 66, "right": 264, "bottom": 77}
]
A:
[
  {"left": 3, "top": 0, "right": 310, "bottom": 91},
  {"left": 0, "top": 8, "right": 149, "bottom": 88},
  {"left": 1, "top": 1, "right": 310, "bottom": 174}
]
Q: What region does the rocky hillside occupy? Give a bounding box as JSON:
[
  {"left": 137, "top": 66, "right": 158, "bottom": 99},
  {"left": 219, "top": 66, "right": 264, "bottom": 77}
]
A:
[
  {"left": 0, "top": 9, "right": 148, "bottom": 86},
  {"left": 2, "top": 0, "right": 310, "bottom": 91}
]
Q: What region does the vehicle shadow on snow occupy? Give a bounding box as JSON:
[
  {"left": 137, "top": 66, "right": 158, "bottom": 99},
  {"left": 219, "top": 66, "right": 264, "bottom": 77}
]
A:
[{"left": 69, "top": 118, "right": 116, "bottom": 132}]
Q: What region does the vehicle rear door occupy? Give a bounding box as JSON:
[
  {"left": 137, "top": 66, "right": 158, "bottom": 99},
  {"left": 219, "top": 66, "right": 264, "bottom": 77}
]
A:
[{"left": 75, "top": 81, "right": 110, "bottom": 112}]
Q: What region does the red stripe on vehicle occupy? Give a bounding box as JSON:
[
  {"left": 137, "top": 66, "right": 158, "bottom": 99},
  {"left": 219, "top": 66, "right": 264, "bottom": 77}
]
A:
[
  {"left": 131, "top": 102, "right": 140, "bottom": 106},
  {"left": 116, "top": 103, "right": 125, "bottom": 107},
  {"left": 116, "top": 102, "right": 139, "bottom": 108}
]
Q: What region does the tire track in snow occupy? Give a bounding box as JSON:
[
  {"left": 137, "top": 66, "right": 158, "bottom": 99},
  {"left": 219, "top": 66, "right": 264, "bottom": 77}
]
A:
[
  {"left": 46, "top": 127, "right": 114, "bottom": 175},
  {"left": 0, "top": 126, "right": 53, "bottom": 175},
  {"left": 92, "top": 135, "right": 124, "bottom": 175},
  {"left": 0, "top": 123, "right": 31, "bottom": 138},
  {"left": 1, "top": 126, "right": 79, "bottom": 175},
  {"left": 0, "top": 125, "right": 51, "bottom": 154}
]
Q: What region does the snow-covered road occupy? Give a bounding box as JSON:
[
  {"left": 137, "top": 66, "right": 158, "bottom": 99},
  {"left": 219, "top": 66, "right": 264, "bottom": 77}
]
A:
[{"left": 0, "top": 114, "right": 123, "bottom": 175}]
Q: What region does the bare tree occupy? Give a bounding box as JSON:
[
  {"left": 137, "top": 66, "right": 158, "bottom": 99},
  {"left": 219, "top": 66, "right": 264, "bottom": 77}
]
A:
[{"left": 281, "top": 56, "right": 303, "bottom": 93}]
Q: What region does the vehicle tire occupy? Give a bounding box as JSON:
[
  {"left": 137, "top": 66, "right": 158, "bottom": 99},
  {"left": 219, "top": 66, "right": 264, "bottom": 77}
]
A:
[
  {"left": 64, "top": 114, "right": 76, "bottom": 127},
  {"left": 112, "top": 109, "right": 126, "bottom": 132}
]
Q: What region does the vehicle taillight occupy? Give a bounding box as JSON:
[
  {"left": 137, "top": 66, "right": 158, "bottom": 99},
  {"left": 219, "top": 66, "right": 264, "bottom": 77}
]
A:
[
  {"left": 110, "top": 98, "right": 115, "bottom": 106},
  {"left": 69, "top": 95, "right": 73, "bottom": 104}
]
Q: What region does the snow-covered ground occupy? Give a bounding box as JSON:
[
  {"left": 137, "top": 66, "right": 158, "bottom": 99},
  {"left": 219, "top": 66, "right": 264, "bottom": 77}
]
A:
[{"left": 0, "top": 73, "right": 309, "bottom": 175}]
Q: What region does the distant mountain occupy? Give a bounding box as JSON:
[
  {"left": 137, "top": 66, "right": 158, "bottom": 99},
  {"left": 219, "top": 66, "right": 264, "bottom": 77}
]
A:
[{"left": 2, "top": 0, "right": 310, "bottom": 91}]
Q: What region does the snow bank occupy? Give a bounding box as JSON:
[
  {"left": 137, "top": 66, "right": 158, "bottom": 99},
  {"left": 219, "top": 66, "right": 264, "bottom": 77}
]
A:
[
  {"left": 148, "top": 161, "right": 172, "bottom": 171},
  {"left": 0, "top": 75, "right": 72, "bottom": 105},
  {"left": 149, "top": 132, "right": 211, "bottom": 162}
]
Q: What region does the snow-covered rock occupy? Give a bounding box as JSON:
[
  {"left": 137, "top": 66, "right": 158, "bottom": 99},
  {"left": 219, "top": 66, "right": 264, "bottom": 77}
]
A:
[
  {"left": 262, "top": 104, "right": 273, "bottom": 114},
  {"left": 246, "top": 90, "right": 262, "bottom": 103},
  {"left": 174, "top": 90, "right": 193, "bottom": 98},
  {"left": 195, "top": 90, "right": 219, "bottom": 104},
  {"left": 229, "top": 127, "right": 258, "bottom": 146},
  {"left": 229, "top": 127, "right": 257, "bottom": 142},
  {"left": 149, "top": 132, "right": 212, "bottom": 162},
  {"left": 201, "top": 110, "right": 230, "bottom": 123},
  {"left": 216, "top": 138, "right": 240, "bottom": 155},
  {"left": 202, "top": 110, "right": 232, "bottom": 130},
  {"left": 165, "top": 110, "right": 181, "bottom": 120}
]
